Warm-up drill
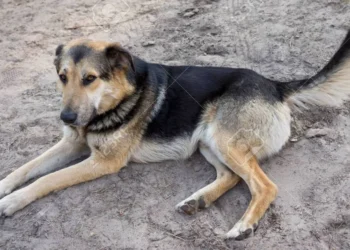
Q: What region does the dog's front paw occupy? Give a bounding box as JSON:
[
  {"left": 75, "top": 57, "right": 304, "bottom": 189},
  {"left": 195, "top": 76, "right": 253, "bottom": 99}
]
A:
[
  {"left": 224, "top": 220, "right": 258, "bottom": 240},
  {"left": 0, "top": 179, "right": 15, "bottom": 199},
  {"left": 0, "top": 190, "right": 30, "bottom": 216},
  {"left": 176, "top": 196, "right": 207, "bottom": 215}
]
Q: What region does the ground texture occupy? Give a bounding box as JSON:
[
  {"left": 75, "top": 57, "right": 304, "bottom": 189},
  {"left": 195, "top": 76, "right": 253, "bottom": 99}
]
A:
[{"left": 0, "top": 0, "right": 349, "bottom": 249}]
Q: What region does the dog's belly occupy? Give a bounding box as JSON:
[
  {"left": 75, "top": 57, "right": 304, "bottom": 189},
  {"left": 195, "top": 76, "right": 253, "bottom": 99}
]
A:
[{"left": 131, "top": 136, "right": 199, "bottom": 163}]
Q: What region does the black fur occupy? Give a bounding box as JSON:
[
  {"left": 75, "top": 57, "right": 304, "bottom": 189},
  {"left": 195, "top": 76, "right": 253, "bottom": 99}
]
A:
[
  {"left": 87, "top": 90, "right": 142, "bottom": 132},
  {"left": 105, "top": 45, "right": 135, "bottom": 72},
  {"left": 317, "top": 29, "right": 350, "bottom": 77},
  {"left": 144, "top": 64, "right": 282, "bottom": 139},
  {"left": 55, "top": 44, "right": 64, "bottom": 56},
  {"left": 54, "top": 44, "right": 64, "bottom": 71},
  {"left": 278, "top": 30, "right": 350, "bottom": 97},
  {"left": 87, "top": 57, "right": 283, "bottom": 137},
  {"left": 86, "top": 29, "right": 350, "bottom": 138},
  {"left": 69, "top": 45, "right": 92, "bottom": 64}
]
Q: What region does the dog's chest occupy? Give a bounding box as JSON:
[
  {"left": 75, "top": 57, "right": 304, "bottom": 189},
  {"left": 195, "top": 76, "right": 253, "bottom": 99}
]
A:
[{"left": 131, "top": 136, "right": 198, "bottom": 163}]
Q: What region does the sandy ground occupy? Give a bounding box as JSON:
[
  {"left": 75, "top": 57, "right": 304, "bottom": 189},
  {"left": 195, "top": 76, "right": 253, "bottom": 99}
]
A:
[{"left": 0, "top": 0, "right": 350, "bottom": 249}]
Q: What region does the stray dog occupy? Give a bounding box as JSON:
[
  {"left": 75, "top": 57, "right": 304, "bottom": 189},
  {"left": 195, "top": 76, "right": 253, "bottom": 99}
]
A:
[{"left": 0, "top": 30, "right": 349, "bottom": 240}]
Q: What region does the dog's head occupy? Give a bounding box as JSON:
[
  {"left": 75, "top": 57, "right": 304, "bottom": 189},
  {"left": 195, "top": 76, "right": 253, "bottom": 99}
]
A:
[{"left": 54, "top": 39, "right": 136, "bottom": 127}]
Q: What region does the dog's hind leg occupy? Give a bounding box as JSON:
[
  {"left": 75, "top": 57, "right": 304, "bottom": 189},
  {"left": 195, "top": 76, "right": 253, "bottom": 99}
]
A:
[
  {"left": 213, "top": 135, "right": 278, "bottom": 240},
  {"left": 0, "top": 127, "right": 89, "bottom": 199},
  {"left": 176, "top": 143, "right": 240, "bottom": 215}
]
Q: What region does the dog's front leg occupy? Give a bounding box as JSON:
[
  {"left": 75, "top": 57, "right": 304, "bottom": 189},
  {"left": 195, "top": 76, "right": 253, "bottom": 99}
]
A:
[
  {"left": 0, "top": 127, "right": 89, "bottom": 199},
  {"left": 0, "top": 152, "right": 126, "bottom": 216}
]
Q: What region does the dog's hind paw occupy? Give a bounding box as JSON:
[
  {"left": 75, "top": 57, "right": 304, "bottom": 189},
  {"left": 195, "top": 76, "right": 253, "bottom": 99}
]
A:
[{"left": 224, "top": 220, "right": 258, "bottom": 240}]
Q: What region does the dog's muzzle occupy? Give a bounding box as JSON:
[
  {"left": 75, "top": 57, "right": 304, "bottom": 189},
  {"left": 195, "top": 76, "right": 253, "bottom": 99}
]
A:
[{"left": 60, "top": 108, "right": 78, "bottom": 124}]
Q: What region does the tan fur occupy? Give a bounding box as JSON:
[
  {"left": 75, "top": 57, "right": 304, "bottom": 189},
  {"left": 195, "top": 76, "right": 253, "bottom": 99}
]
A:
[
  {"left": 201, "top": 99, "right": 291, "bottom": 162},
  {"left": 176, "top": 143, "right": 240, "bottom": 214},
  {"left": 0, "top": 127, "right": 89, "bottom": 199},
  {"left": 96, "top": 70, "right": 135, "bottom": 114},
  {"left": 0, "top": 40, "right": 150, "bottom": 216},
  {"left": 0, "top": 109, "right": 147, "bottom": 216},
  {"left": 56, "top": 42, "right": 135, "bottom": 126},
  {"left": 201, "top": 102, "right": 218, "bottom": 123},
  {"left": 87, "top": 41, "right": 120, "bottom": 51},
  {"left": 288, "top": 58, "right": 350, "bottom": 110},
  {"left": 213, "top": 131, "right": 278, "bottom": 239}
]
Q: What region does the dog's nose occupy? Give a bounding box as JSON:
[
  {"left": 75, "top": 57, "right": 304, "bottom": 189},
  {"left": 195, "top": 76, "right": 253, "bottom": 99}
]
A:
[{"left": 60, "top": 109, "right": 77, "bottom": 124}]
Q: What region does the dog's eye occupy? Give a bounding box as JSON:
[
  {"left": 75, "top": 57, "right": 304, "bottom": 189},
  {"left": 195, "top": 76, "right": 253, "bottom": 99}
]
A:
[
  {"left": 83, "top": 75, "right": 96, "bottom": 86},
  {"left": 59, "top": 74, "right": 67, "bottom": 83}
]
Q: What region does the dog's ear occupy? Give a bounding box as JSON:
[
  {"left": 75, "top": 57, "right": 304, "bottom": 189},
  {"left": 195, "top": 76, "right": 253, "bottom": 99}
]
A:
[
  {"left": 54, "top": 44, "right": 64, "bottom": 71},
  {"left": 55, "top": 44, "right": 64, "bottom": 56},
  {"left": 105, "top": 44, "right": 135, "bottom": 72}
]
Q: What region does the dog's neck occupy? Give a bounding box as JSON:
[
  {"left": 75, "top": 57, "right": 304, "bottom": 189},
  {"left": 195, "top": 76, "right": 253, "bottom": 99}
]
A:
[
  {"left": 86, "top": 57, "right": 164, "bottom": 133},
  {"left": 86, "top": 57, "right": 148, "bottom": 133},
  {"left": 86, "top": 90, "right": 141, "bottom": 132}
]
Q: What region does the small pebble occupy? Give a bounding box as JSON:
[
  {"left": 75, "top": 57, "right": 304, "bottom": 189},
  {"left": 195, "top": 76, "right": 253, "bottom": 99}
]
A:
[
  {"left": 142, "top": 41, "right": 156, "bottom": 47},
  {"left": 305, "top": 128, "right": 332, "bottom": 138},
  {"left": 290, "top": 137, "right": 299, "bottom": 142},
  {"left": 213, "top": 227, "right": 225, "bottom": 235},
  {"left": 182, "top": 8, "right": 199, "bottom": 18}
]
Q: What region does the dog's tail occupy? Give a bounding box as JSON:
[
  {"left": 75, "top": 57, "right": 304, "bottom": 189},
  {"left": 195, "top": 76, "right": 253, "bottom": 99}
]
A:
[{"left": 279, "top": 29, "right": 350, "bottom": 110}]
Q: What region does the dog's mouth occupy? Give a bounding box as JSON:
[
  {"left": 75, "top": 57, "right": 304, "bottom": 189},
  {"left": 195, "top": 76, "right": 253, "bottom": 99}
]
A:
[{"left": 63, "top": 108, "right": 98, "bottom": 128}]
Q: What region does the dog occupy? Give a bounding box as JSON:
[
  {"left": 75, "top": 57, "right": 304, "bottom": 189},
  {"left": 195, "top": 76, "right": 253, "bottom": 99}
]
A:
[{"left": 0, "top": 30, "right": 349, "bottom": 240}]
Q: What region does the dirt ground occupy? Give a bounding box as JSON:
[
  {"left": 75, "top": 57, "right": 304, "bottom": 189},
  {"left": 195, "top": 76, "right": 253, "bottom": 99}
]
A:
[{"left": 0, "top": 0, "right": 349, "bottom": 249}]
